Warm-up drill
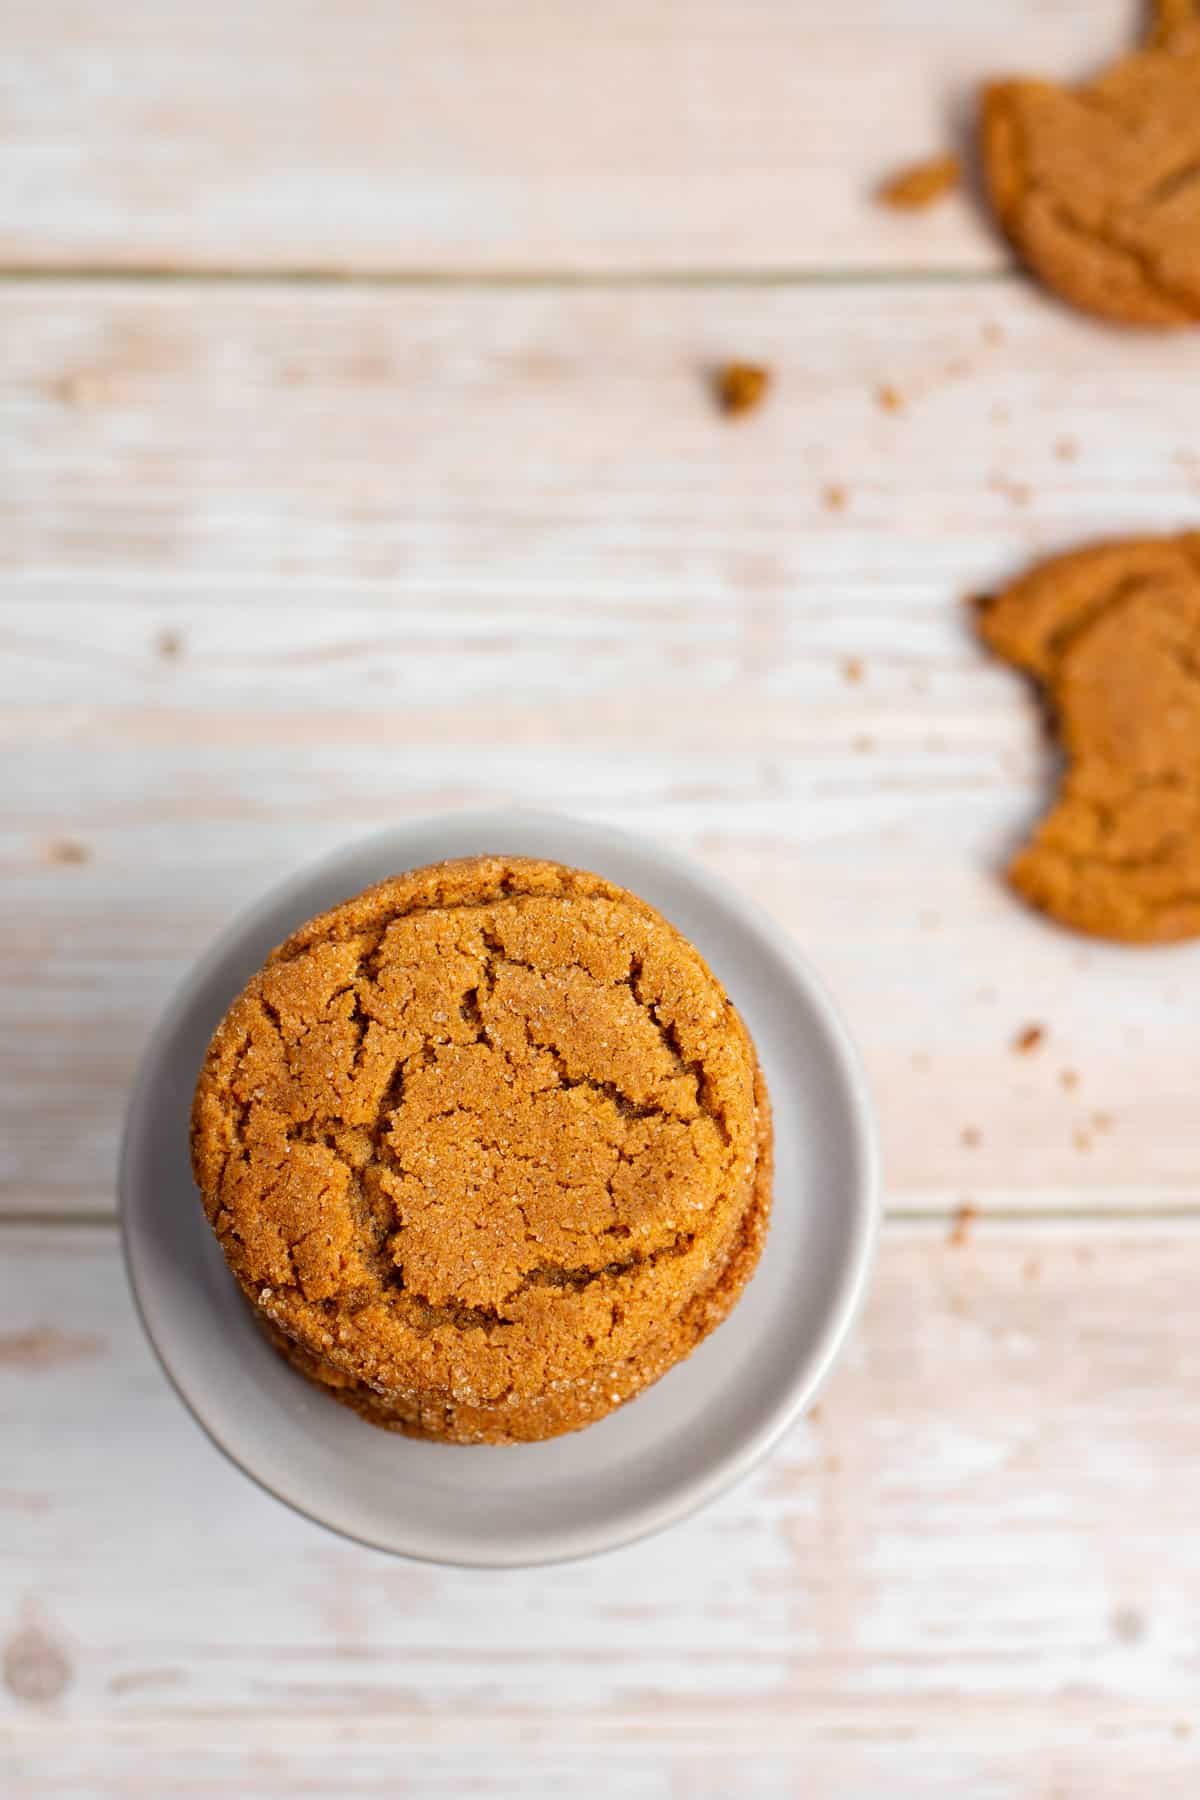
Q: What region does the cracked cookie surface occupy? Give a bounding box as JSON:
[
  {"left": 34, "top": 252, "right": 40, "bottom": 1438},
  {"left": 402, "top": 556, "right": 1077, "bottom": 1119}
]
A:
[
  {"left": 982, "top": 16, "right": 1200, "bottom": 325},
  {"left": 978, "top": 534, "right": 1200, "bottom": 942},
  {"left": 191, "top": 856, "right": 770, "bottom": 1440}
]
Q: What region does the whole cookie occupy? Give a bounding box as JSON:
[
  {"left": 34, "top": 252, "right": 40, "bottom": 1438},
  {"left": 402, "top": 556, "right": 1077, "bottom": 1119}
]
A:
[
  {"left": 191, "top": 856, "right": 771, "bottom": 1442},
  {"left": 982, "top": 11, "right": 1200, "bottom": 325},
  {"left": 978, "top": 534, "right": 1200, "bottom": 942}
]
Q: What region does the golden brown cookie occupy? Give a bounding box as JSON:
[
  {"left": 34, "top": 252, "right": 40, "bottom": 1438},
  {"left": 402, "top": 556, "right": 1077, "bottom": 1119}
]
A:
[
  {"left": 191, "top": 856, "right": 772, "bottom": 1442},
  {"left": 978, "top": 534, "right": 1200, "bottom": 942},
  {"left": 982, "top": 16, "right": 1200, "bottom": 325}
]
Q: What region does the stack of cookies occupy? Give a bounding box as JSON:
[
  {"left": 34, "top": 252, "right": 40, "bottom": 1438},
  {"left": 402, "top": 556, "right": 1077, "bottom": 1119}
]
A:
[{"left": 191, "top": 857, "right": 771, "bottom": 1443}]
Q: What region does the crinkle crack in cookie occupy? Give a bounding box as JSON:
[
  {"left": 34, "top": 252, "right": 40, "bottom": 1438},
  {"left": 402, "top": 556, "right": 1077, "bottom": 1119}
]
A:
[
  {"left": 191, "top": 857, "right": 771, "bottom": 1442},
  {"left": 982, "top": 2, "right": 1200, "bottom": 325},
  {"left": 978, "top": 534, "right": 1200, "bottom": 943}
]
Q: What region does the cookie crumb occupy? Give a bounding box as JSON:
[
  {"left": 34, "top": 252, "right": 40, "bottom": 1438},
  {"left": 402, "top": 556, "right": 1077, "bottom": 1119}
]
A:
[
  {"left": 1054, "top": 436, "right": 1079, "bottom": 462},
  {"left": 55, "top": 370, "right": 109, "bottom": 409},
  {"left": 1013, "top": 1023, "right": 1045, "bottom": 1054},
  {"left": 875, "top": 383, "right": 905, "bottom": 415},
  {"left": 989, "top": 472, "right": 1031, "bottom": 505},
  {"left": 1073, "top": 1128, "right": 1092, "bottom": 1152},
  {"left": 1092, "top": 1109, "right": 1113, "bottom": 1132},
  {"left": 948, "top": 1203, "right": 977, "bottom": 1248},
  {"left": 717, "top": 363, "right": 769, "bottom": 417},
  {"left": 47, "top": 838, "right": 90, "bottom": 865},
  {"left": 961, "top": 1126, "right": 982, "bottom": 1148},
  {"left": 1060, "top": 1068, "right": 1079, "bottom": 1091},
  {"left": 822, "top": 482, "right": 848, "bottom": 512},
  {"left": 877, "top": 153, "right": 962, "bottom": 211},
  {"left": 155, "top": 628, "right": 184, "bottom": 659},
  {"left": 842, "top": 656, "right": 864, "bottom": 684}
]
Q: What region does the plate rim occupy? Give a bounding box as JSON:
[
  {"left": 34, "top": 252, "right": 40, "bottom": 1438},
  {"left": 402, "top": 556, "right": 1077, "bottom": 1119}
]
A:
[{"left": 120, "top": 808, "right": 881, "bottom": 1568}]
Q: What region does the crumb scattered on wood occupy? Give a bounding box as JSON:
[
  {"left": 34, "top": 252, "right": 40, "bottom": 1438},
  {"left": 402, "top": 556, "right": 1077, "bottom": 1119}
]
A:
[
  {"left": 155, "top": 628, "right": 184, "bottom": 659},
  {"left": 47, "top": 838, "right": 90, "bottom": 865},
  {"left": 717, "top": 362, "right": 769, "bottom": 417},
  {"left": 877, "top": 153, "right": 961, "bottom": 211},
  {"left": 842, "top": 656, "right": 864, "bottom": 684},
  {"left": 822, "top": 482, "right": 848, "bottom": 512},
  {"left": 1060, "top": 1068, "right": 1079, "bottom": 1091},
  {"left": 961, "top": 1126, "right": 981, "bottom": 1148},
  {"left": 1013, "top": 1023, "right": 1045, "bottom": 1054},
  {"left": 989, "top": 472, "right": 1031, "bottom": 505},
  {"left": 948, "top": 1203, "right": 977, "bottom": 1248},
  {"left": 55, "top": 370, "right": 110, "bottom": 409},
  {"left": 1092, "top": 1109, "right": 1113, "bottom": 1133},
  {"left": 875, "top": 383, "right": 905, "bottom": 414},
  {"left": 1073, "top": 1128, "right": 1092, "bottom": 1152}
]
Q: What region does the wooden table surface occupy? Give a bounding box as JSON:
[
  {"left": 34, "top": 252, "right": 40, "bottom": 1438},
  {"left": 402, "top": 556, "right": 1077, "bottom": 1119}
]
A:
[{"left": 3, "top": 3, "right": 1199, "bottom": 1794}]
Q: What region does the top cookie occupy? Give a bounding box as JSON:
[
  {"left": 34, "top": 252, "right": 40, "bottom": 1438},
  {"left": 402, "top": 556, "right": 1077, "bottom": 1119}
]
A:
[
  {"left": 191, "top": 856, "right": 762, "bottom": 1412},
  {"left": 982, "top": 17, "right": 1200, "bottom": 326},
  {"left": 978, "top": 534, "right": 1200, "bottom": 943}
]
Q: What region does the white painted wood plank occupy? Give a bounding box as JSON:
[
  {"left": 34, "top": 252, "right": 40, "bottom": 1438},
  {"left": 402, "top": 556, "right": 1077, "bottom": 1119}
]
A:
[
  {"left": 3, "top": 279, "right": 1199, "bottom": 1218},
  {"left": 6, "top": 1741, "right": 1200, "bottom": 1800},
  {"left": 2, "top": 1221, "right": 1199, "bottom": 1798},
  {"left": 0, "top": 0, "right": 1141, "bottom": 273}
]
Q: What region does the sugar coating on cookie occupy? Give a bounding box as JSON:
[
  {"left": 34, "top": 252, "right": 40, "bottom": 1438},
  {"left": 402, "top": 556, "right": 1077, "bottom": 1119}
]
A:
[
  {"left": 191, "top": 857, "right": 771, "bottom": 1441},
  {"left": 979, "top": 534, "right": 1200, "bottom": 943},
  {"left": 982, "top": 26, "right": 1200, "bottom": 326}
]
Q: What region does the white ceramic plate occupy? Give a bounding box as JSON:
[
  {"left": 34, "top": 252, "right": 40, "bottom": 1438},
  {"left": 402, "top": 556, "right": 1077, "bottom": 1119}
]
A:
[{"left": 121, "top": 811, "right": 878, "bottom": 1567}]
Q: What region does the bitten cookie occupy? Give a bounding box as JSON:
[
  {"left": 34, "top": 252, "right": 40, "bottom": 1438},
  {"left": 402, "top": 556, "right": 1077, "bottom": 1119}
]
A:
[
  {"left": 978, "top": 534, "right": 1200, "bottom": 943},
  {"left": 982, "top": 5, "right": 1200, "bottom": 326},
  {"left": 191, "top": 857, "right": 772, "bottom": 1442}
]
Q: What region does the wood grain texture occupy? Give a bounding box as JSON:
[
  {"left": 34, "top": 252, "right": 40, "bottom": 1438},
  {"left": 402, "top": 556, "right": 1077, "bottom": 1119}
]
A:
[
  {"left": 3, "top": 279, "right": 1199, "bottom": 1218},
  {"left": 2, "top": 1222, "right": 1199, "bottom": 1798},
  {"left": 0, "top": 0, "right": 1142, "bottom": 274}
]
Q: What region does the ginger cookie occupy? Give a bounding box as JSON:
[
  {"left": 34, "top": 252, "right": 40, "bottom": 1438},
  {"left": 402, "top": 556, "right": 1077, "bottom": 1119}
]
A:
[
  {"left": 191, "top": 856, "right": 772, "bottom": 1443},
  {"left": 978, "top": 534, "right": 1200, "bottom": 942},
  {"left": 982, "top": 9, "right": 1200, "bottom": 325}
]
